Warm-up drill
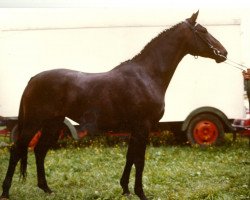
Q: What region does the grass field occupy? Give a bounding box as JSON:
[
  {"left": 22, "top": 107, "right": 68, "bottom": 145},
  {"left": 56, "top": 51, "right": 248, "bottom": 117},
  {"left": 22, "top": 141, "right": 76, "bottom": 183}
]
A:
[{"left": 0, "top": 134, "right": 249, "bottom": 200}]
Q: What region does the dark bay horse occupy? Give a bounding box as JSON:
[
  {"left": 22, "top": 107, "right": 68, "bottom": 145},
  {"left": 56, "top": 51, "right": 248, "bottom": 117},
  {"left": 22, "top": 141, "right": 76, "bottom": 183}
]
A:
[{"left": 1, "top": 11, "right": 227, "bottom": 200}]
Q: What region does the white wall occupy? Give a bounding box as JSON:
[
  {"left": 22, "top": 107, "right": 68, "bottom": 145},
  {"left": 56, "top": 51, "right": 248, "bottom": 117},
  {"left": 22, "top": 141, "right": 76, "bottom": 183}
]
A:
[{"left": 0, "top": 7, "right": 249, "bottom": 121}]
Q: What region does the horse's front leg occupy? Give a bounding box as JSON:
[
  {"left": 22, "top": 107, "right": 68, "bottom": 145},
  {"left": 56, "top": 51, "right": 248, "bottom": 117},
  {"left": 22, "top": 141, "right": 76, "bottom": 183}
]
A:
[
  {"left": 120, "top": 139, "right": 134, "bottom": 196},
  {"left": 133, "top": 133, "right": 148, "bottom": 200},
  {"left": 120, "top": 122, "right": 149, "bottom": 200}
]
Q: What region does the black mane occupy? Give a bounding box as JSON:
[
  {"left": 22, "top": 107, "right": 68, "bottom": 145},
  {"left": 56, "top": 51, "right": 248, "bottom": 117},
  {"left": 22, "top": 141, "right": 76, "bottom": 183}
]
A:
[
  {"left": 133, "top": 22, "right": 183, "bottom": 60},
  {"left": 114, "top": 22, "right": 183, "bottom": 68}
]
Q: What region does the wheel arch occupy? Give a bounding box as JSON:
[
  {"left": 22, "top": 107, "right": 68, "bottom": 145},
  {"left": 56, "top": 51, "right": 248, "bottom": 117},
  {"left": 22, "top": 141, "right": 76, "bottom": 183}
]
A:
[{"left": 181, "top": 106, "right": 235, "bottom": 133}]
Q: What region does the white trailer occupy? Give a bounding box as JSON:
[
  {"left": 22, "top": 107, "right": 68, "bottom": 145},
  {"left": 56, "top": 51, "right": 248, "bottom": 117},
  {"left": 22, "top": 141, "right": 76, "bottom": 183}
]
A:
[{"left": 0, "top": 8, "right": 249, "bottom": 145}]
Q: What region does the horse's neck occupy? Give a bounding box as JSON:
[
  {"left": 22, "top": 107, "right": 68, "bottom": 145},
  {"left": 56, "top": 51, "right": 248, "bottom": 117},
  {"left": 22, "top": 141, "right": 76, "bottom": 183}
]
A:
[{"left": 133, "top": 29, "right": 187, "bottom": 91}]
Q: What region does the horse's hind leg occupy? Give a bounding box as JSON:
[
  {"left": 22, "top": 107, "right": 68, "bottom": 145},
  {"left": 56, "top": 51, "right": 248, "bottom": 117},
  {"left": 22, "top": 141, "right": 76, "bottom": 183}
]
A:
[
  {"left": 34, "top": 119, "right": 62, "bottom": 193},
  {"left": 34, "top": 144, "right": 52, "bottom": 193},
  {"left": 1, "top": 145, "right": 22, "bottom": 199},
  {"left": 1, "top": 125, "right": 39, "bottom": 199}
]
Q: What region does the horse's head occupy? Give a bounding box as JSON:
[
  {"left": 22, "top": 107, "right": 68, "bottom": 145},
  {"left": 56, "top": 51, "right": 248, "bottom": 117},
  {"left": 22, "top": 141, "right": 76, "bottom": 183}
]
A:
[{"left": 184, "top": 11, "right": 227, "bottom": 63}]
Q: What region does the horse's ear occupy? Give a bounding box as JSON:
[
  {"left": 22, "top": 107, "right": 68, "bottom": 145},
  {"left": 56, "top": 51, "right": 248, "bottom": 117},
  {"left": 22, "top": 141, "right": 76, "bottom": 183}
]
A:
[{"left": 188, "top": 10, "right": 199, "bottom": 25}]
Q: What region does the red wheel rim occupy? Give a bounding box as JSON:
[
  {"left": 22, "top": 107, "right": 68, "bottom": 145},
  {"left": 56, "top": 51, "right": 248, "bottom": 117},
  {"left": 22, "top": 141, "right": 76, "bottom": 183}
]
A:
[{"left": 193, "top": 120, "right": 218, "bottom": 145}]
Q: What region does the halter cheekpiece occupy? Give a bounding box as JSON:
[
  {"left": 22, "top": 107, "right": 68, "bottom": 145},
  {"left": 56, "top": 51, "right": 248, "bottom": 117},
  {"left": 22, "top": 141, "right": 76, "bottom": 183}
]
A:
[{"left": 184, "top": 20, "right": 222, "bottom": 59}]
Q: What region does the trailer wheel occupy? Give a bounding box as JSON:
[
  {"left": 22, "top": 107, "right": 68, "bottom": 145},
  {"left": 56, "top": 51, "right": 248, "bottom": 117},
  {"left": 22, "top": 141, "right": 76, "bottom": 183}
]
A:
[{"left": 187, "top": 114, "right": 224, "bottom": 146}]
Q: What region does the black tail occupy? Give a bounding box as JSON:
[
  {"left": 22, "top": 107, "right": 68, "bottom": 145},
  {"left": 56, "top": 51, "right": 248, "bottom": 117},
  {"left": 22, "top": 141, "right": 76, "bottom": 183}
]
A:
[
  {"left": 18, "top": 96, "right": 29, "bottom": 180},
  {"left": 20, "top": 147, "right": 28, "bottom": 180}
]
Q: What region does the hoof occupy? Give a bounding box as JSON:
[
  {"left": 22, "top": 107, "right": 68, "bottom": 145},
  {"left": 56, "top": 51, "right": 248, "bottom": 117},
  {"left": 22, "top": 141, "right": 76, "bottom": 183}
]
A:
[
  {"left": 121, "top": 186, "right": 130, "bottom": 197},
  {"left": 0, "top": 197, "right": 9, "bottom": 200},
  {"left": 122, "top": 191, "right": 131, "bottom": 197},
  {"left": 38, "top": 184, "right": 53, "bottom": 194},
  {"left": 44, "top": 188, "right": 53, "bottom": 194},
  {"left": 135, "top": 190, "right": 148, "bottom": 200},
  {"left": 122, "top": 192, "right": 132, "bottom": 199},
  {"left": 0, "top": 194, "right": 9, "bottom": 200},
  {"left": 138, "top": 196, "right": 148, "bottom": 200}
]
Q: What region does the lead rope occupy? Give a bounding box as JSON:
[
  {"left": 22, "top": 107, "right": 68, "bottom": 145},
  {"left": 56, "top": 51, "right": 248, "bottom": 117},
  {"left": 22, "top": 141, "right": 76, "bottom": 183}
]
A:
[
  {"left": 224, "top": 60, "right": 246, "bottom": 71},
  {"left": 217, "top": 53, "right": 248, "bottom": 71}
]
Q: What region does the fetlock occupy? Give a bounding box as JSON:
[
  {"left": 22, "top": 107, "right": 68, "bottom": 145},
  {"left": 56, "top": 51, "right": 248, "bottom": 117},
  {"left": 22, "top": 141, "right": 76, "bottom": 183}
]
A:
[
  {"left": 134, "top": 187, "right": 148, "bottom": 200},
  {"left": 0, "top": 193, "right": 9, "bottom": 200},
  {"left": 120, "top": 179, "right": 130, "bottom": 195}
]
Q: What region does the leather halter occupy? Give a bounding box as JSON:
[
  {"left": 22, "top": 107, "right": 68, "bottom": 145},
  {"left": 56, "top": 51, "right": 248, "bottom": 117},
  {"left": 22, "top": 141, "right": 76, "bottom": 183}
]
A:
[{"left": 184, "top": 20, "right": 221, "bottom": 57}]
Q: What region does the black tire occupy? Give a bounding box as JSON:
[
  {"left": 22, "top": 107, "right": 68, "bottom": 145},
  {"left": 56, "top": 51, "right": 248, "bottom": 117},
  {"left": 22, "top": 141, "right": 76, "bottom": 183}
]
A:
[{"left": 186, "top": 113, "right": 224, "bottom": 146}]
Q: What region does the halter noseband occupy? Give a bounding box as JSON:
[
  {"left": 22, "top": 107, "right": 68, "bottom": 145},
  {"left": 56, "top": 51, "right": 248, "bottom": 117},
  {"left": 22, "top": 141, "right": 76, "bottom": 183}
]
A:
[{"left": 184, "top": 20, "right": 221, "bottom": 58}]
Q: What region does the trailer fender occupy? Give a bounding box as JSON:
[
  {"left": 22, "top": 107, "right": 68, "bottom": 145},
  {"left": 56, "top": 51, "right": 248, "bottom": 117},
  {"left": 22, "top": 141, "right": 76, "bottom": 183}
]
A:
[{"left": 181, "top": 106, "right": 235, "bottom": 133}]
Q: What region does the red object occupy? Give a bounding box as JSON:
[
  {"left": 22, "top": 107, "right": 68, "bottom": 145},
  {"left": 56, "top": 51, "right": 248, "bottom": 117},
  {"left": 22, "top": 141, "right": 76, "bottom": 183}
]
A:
[
  {"left": 105, "top": 131, "right": 130, "bottom": 137},
  {"left": 233, "top": 118, "right": 250, "bottom": 136},
  {"left": 0, "top": 128, "right": 9, "bottom": 136},
  {"left": 193, "top": 120, "right": 219, "bottom": 145},
  {"left": 77, "top": 131, "right": 88, "bottom": 138},
  {"left": 28, "top": 131, "right": 42, "bottom": 149}
]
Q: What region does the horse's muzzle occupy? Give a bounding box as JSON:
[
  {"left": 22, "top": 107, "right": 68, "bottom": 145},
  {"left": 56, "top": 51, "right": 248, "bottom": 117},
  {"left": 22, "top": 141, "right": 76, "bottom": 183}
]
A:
[{"left": 215, "top": 50, "right": 227, "bottom": 63}]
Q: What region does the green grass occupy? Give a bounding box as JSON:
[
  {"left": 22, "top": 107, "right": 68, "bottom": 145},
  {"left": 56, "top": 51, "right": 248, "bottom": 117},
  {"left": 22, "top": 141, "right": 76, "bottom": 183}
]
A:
[{"left": 0, "top": 134, "right": 249, "bottom": 200}]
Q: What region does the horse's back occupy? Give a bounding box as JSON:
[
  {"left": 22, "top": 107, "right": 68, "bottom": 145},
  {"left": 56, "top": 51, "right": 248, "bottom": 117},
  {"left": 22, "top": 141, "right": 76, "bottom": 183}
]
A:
[{"left": 21, "top": 69, "right": 89, "bottom": 120}]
